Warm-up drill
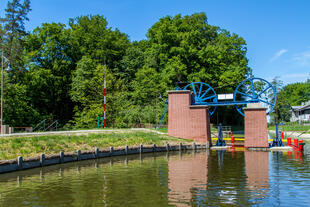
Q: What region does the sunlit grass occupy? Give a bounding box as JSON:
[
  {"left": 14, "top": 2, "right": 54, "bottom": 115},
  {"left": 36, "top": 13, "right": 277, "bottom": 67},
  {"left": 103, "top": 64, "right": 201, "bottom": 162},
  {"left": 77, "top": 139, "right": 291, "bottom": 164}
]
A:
[
  {"left": 0, "top": 132, "right": 191, "bottom": 160},
  {"left": 268, "top": 123, "right": 310, "bottom": 132}
]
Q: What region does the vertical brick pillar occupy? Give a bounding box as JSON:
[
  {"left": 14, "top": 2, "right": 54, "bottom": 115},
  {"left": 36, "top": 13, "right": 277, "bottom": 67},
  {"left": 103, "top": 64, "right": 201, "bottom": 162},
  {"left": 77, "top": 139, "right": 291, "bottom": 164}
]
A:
[
  {"left": 167, "top": 90, "right": 211, "bottom": 143},
  {"left": 244, "top": 104, "right": 268, "bottom": 148}
]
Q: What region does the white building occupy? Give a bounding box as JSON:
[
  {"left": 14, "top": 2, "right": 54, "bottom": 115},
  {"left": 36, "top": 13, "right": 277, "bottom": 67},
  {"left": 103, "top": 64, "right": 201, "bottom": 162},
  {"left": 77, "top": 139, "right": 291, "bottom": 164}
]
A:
[{"left": 290, "top": 101, "right": 310, "bottom": 122}]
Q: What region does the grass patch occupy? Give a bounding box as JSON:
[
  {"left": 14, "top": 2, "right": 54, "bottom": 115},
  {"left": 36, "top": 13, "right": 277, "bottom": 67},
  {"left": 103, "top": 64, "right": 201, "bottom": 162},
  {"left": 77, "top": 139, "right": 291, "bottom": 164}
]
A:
[
  {"left": 0, "top": 131, "right": 191, "bottom": 160},
  {"left": 268, "top": 123, "right": 310, "bottom": 132}
]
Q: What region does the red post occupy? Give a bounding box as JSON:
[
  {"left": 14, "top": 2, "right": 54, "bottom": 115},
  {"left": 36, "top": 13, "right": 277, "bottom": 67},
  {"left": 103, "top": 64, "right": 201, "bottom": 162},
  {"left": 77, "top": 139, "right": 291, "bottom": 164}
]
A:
[
  {"left": 299, "top": 140, "right": 304, "bottom": 151},
  {"left": 281, "top": 131, "right": 284, "bottom": 140},
  {"left": 287, "top": 137, "right": 291, "bottom": 146},
  {"left": 231, "top": 132, "right": 234, "bottom": 146},
  {"left": 294, "top": 139, "right": 298, "bottom": 147}
]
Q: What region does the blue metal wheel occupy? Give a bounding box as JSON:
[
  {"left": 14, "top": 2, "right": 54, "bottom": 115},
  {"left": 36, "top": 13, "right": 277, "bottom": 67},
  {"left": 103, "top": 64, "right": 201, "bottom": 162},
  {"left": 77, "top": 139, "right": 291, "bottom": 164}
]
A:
[
  {"left": 233, "top": 77, "right": 277, "bottom": 116},
  {"left": 184, "top": 82, "right": 217, "bottom": 116}
]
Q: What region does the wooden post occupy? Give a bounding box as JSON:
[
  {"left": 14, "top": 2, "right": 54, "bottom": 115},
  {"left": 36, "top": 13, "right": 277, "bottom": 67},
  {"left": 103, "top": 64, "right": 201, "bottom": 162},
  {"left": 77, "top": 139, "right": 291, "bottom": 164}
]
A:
[
  {"left": 139, "top": 144, "right": 143, "bottom": 153},
  {"left": 95, "top": 147, "right": 99, "bottom": 158},
  {"left": 40, "top": 153, "right": 45, "bottom": 166},
  {"left": 59, "top": 151, "right": 64, "bottom": 163},
  {"left": 17, "top": 156, "right": 23, "bottom": 170},
  {"left": 77, "top": 150, "right": 81, "bottom": 161}
]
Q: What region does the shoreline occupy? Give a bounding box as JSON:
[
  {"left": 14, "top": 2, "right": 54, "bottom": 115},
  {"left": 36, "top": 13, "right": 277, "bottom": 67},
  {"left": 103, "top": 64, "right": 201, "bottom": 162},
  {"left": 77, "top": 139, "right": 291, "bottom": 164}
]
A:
[{"left": 0, "top": 143, "right": 206, "bottom": 174}]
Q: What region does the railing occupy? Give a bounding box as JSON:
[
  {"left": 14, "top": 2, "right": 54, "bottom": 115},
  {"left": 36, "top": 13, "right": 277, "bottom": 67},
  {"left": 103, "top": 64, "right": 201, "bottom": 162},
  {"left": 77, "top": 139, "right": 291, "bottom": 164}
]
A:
[{"left": 33, "top": 119, "right": 58, "bottom": 132}]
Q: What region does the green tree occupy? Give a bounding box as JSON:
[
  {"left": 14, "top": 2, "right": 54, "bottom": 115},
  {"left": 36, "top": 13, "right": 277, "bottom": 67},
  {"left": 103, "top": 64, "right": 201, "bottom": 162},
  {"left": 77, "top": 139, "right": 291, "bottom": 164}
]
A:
[
  {"left": 0, "top": 0, "right": 31, "bottom": 80},
  {"left": 146, "top": 13, "right": 250, "bottom": 88},
  {"left": 24, "top": 23, "right": 76, "bottom": 125}
]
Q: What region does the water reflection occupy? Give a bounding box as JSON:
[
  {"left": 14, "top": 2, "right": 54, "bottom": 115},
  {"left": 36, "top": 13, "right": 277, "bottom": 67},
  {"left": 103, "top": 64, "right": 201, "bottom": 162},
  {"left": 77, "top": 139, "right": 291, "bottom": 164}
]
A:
[
  {"left": 168, "top": 151, "right": 207, "bottom": 206},
  {"left": 0, "top": 150, "right": 308, "bottom": 206}
]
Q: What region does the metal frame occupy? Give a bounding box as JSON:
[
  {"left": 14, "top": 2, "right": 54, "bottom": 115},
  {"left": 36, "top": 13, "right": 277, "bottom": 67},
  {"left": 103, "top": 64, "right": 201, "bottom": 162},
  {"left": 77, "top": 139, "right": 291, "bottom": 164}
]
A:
[
  {"left": 157, "top": 77, "right": 277, "bottom": 129},
  {"left": 185, "top": 77, "right": 277, "bottom": 116}
]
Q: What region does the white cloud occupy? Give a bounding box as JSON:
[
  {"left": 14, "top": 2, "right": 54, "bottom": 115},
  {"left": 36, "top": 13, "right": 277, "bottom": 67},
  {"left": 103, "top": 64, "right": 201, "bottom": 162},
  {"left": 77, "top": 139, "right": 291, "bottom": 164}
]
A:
[
  {"left": 270, "top": 49, "right": 288, "bottom": 62},
  {"left": 291, "top": 50, "right": 310, "bottom": 66}
]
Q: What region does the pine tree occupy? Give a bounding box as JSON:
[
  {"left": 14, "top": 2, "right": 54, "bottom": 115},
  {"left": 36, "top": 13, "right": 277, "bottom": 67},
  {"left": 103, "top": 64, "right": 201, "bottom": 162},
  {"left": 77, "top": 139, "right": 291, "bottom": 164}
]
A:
[{"left": 0, "top": 0, "right": 31, "bottom": 80}]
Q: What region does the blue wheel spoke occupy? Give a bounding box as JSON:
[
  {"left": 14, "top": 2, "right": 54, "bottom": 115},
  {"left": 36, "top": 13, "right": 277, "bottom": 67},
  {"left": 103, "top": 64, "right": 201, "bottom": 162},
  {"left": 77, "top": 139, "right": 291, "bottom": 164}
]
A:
[
  {"left": 250, "top": 79, "right": 255, "bottom": 96},
  {"left": 257, "top": 85, "right": 271, "bottom": 97},
  {"left": 201, "top": 95, "right": 216, "bottom": 101},
  {"left": 258, "top": 98, "right": 273, "bottom": 105},
  {"left": 236, "top": 91, "right": 253, "bottom": 99},
  {"left": 198, "top": 83, "right": 203, "bottom": 98},
  {"left": 200, "top": 87, "right": 211, "bottom": 98},
  {"left": 191, "top": 83, "right": 197, "bottom": 97}
]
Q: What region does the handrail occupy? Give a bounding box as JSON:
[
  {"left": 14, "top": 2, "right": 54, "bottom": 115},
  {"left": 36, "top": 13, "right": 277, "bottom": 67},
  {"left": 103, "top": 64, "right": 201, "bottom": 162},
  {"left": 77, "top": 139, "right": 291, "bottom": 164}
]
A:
[
  {"left": 45, "top": 120, "right": 58, "bottom": 131},
  {"left": 33, "top": 119, "right": 46, "bottom": 132}
]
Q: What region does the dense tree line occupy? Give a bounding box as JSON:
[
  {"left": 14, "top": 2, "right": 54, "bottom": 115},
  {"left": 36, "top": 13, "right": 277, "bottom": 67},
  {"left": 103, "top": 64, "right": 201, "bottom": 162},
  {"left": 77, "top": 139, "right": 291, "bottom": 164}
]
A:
[{"left": 0, "top": 0, "right": 251, "bottom": 129}]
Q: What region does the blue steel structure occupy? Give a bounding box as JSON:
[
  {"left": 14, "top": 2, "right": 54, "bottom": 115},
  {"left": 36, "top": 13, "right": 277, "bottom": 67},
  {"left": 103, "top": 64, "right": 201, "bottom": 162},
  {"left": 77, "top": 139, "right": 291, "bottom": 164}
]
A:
[
  {"left": 216, "top": 123, "right": 226, "bottom": 146},
  {"left": 183, "top": 77, "right": 277, "bottom": 116},
  {"left": 157, "top": 77, "right": 277, "bottom": 130}
]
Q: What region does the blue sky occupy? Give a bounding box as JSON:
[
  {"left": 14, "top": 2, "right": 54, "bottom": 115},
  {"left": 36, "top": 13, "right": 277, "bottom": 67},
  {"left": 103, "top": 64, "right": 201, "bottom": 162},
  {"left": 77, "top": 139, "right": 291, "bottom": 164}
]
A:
[{"left": 1, "top": 0, "right": 310, "bottom": 85}]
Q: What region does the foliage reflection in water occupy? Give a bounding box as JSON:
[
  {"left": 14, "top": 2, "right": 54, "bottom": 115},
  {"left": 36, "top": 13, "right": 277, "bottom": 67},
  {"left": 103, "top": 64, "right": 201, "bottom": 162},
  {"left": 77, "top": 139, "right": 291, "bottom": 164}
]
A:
[{"left": 0, "top": 150, "right": 309, "bottom": 206}]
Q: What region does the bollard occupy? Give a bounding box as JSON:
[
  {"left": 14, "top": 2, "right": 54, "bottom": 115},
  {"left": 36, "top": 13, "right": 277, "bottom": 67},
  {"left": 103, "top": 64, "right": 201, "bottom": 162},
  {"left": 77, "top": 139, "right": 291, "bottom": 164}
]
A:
[
  {"left": 125, "top": 146, "right": 129, "bottom": 155},
  {"left": 192, "top": 142, "right": 196, "bottom": 150},
  {"left": 166, "top": 143, "right": 170, "bottom": 151},
  {"left": 95, "top": 147, "right": 99, "bottom": 158},
  {"left": 40, "top": 153, "right": 45, "bottom": 166},
  {"left": 179, "top": 143, "right": 182, "bottom": 151},
  {"left": 294, "top": 139, "right": 298, "bottom": 147},
  {"left": 59, "top": 151, "right": 64, "bottom": 163},
  {"left": 153, "top": 144, "right": 156, "bottom": 152},
  {"left": 17, "top": 156, "right": 23, "bottom": 170},
  {"left": 110, "top": 146, "right": 114, "bottom": 155},
  {"left": 299, "top": 140, "right": 304, "bottom": 151},
  {"left": 139, "top": 144, "right": 143, "bottom": 153},
  {"left": 77, "top": 150, "right": 81, "bottom": 161},
  {"left": 287, "top": 137, "right": 291, "bottom": 146}
]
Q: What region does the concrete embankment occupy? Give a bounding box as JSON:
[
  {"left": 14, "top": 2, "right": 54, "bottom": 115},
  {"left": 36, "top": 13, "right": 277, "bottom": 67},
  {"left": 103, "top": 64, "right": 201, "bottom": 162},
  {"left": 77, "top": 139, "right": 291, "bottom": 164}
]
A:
[{"left": 0, "top": 143, "right": 205, "bottom": 174}]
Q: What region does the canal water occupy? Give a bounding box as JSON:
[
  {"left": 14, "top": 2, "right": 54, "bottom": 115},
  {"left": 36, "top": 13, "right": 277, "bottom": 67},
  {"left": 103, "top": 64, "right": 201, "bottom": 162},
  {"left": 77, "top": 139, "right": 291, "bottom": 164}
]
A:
[{"left": 0, "top": 150, "right": 309, "bottom": 206}]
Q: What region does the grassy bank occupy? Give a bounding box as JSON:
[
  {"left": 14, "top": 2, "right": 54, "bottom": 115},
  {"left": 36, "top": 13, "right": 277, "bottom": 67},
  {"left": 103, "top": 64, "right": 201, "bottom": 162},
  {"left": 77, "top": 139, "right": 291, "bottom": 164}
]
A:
[
  {"left": 268, "top": 123, "right": 310, "bottom": 132},
  {"left": 0, "top": 131, "right": 190, "bottom": 160}
]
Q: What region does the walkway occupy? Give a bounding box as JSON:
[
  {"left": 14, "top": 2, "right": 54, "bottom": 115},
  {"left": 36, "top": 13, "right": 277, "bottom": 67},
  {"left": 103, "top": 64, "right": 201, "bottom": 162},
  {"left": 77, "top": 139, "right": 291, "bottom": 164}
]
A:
[{"left": 0, "top": 128, "right": 166, "bottom": 138}]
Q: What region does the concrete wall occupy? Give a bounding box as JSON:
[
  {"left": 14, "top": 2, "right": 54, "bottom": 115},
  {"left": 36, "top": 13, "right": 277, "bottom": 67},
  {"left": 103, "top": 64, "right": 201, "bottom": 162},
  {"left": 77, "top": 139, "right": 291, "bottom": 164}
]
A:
[{"left": 168, "top": 90, "right": 211, "bottom": 144}]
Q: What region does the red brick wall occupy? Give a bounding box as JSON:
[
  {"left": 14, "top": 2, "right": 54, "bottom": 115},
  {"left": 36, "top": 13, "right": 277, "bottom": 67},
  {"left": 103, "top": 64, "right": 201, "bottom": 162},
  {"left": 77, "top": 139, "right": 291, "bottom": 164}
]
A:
[
  {"left": 244, "top": 108, "right": 268, "bottom": 148},
  {"left": 168, "top": 91, "right": 211, "bottom": 143}
]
